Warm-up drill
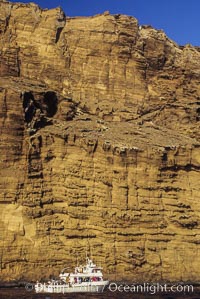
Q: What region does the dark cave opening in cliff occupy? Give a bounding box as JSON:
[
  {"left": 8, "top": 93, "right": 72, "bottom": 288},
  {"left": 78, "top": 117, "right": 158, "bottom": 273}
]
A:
[
  {"left": 22, "top": 91, "right": 36, "bottom": 123},
  {"left": 43, "top": 91, "right": 58, "bottom": 117}
]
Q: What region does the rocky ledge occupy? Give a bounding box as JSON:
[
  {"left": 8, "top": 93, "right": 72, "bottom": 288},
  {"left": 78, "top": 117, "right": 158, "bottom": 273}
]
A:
[{"left": 0, "top": 0, "right": 200, "bottom": 282}]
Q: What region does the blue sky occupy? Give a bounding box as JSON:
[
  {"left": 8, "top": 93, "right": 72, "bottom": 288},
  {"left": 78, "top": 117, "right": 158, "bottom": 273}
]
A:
[{"left": 9, "top": 0, "right": 200, "bottom": 46}]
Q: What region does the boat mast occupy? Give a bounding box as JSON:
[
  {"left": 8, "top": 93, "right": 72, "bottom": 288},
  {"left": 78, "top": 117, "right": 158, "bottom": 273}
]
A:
[{"left": 86, "top": 248, "right": 88, "bottom": 264}]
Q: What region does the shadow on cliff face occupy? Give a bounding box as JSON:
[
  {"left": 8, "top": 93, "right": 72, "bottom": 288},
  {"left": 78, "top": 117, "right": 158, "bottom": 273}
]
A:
[
  {"left": 22, "top": 91, "right": 36, "bottom": 123},
  {"left": 22, "top": 90, "right": 79, "bottom": 135},
  {"left": 43, "top": 91, "right": 58, "bottom": 117},
  {"left": 22, "top": 91, "right": 58, "bottom": 132}
]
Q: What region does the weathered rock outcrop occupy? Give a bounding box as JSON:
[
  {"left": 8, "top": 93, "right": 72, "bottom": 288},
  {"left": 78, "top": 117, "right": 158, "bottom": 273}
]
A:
[{"left": 0, "top": 0, "right": 200, "bottom": 282}]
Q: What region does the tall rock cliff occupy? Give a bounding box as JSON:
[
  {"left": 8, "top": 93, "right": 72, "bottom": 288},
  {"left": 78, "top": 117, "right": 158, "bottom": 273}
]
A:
[{"left": 0, "top": 0, "right": 200, "bottom": 282}]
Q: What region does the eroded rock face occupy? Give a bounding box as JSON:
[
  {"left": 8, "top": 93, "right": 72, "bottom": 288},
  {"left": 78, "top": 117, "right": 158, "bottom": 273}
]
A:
[{"left": 0, "top": 0, "right": 200, "bottom": 282}]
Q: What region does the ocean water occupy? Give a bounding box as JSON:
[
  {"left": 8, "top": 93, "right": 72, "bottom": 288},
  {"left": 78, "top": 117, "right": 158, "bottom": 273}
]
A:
[{"left": 0, "top": 288, "right": 199, "bottom": 299}]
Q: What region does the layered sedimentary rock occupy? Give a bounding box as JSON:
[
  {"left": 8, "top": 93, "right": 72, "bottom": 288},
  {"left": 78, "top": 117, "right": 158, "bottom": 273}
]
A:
[{"left": 0, "top": 0, "right": 200, "bottom": 282}]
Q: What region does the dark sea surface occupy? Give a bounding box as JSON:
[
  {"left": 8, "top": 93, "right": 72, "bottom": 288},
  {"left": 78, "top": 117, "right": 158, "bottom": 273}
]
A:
[{"left": 0, "top": 288, "right": 199, "bottom": 299}]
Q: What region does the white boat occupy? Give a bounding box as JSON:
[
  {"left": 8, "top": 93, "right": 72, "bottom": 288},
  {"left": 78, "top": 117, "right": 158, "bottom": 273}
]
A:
[{"left": 35, "top": 257, "right": 109, "bottom": 293}]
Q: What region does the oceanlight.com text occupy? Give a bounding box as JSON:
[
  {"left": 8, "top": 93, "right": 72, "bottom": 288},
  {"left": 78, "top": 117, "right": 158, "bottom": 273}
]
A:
[{"left": 108, "top": 282, "right": 194, "bottom": 295}]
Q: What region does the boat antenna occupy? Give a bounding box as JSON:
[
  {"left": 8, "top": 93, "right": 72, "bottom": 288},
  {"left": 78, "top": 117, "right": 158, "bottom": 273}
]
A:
[
  {"left": 86, "top": 236, "right": 91, "bottom": 263},
  {"left": 76, "top": 254, "right": 78, "bottom": 267},
  {"left": 87, "top": 234, "right": 93, "bottom": 261}
]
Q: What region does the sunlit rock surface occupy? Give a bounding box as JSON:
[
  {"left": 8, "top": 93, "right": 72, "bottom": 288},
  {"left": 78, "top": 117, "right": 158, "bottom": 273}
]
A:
[{"left": 0, "top": 0, "right": 200, "bottom": 282}]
